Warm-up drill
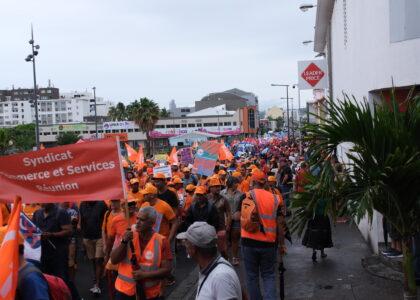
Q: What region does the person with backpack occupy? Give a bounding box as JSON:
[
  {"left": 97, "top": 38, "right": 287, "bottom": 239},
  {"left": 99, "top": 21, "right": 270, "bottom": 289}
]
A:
[
  {"left": 240, "top": 169, "right": 286, "bottom": 300},
  {"left": 183, "top": 186, "right": 220, "bottom": 232},
  {"left": 17, "top": 242, "right": 72, "bottom": 300},
  {"left": 177, "top": 222, "right": 242, "bottom": 300}
]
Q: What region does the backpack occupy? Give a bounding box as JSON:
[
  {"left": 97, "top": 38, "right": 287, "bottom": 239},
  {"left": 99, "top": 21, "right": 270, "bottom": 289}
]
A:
[
  {"left": 18, "top": 264, "right": 72, "bottom": 300},
  {"left": 240, "top": 190, "right": 261, "bottom": 233}
]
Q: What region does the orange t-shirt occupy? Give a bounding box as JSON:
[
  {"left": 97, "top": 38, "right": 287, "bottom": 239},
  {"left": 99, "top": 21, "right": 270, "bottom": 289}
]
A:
[
  {"left": 239, "top": 178, "right": 250, "bottom": 193},
  {"left": 102, "top": 210, "right": 122, "bottom": 237},
  {"left": 141, "top": 200, "right": 176, "bottom": 238},
  {"left": 109, "top": 213, "right": 137, "bottom": 239}
]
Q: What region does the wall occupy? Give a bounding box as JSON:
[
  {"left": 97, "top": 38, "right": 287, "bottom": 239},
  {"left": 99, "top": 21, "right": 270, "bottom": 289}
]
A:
[{"left": 330, "top": 0, "right": 420, "bottom": 102}]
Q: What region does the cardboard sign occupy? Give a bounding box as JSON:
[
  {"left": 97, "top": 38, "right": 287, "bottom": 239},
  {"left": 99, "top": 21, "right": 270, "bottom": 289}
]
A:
[
  {"left": 193, "top": 141, "right": 221, "bottom": 177},
  {"left": 154, "top": 154, "right": 168, "bottom": 162},
  {"left": 180, "top": 147, "right": 194, "bottom": 165},
  {"left": 0, "top": 138, "right": 125, "bottom": 203},
  {"left": 153, "top": 165, "right": 172, "bottom": 178}
]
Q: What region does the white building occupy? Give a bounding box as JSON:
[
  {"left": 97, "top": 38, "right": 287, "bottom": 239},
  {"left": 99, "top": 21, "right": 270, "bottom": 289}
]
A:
[
  {"left": 168, "top": 99, "right": 195, "bottom": 117},
  {"left": 0, "top": 89, "right": 112, "bottom": 127},
  {"left": 313, "top": 0, "right": 420, "bottom": 253}
]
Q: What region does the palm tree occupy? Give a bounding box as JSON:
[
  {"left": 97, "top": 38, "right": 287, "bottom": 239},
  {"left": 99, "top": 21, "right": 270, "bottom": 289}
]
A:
[
  {"left": 292, "top": 91, "right": 420, "bottom": 299},
  {"left": 129, "top": 97, "right": 160, "bottom": 155},
  {"left": 160, "top": 107, "right": 171, "bottom": 118},
  {"left": 108, "top": 102, "right": 127, "bottom": 121}
]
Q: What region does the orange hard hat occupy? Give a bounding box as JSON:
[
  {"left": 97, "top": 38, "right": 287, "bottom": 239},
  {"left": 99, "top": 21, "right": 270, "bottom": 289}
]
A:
[
  {"left": 251, "top": 170, "right": 266, "bottom": 182},
  {"left": 186, "top": 184, "right": 196, "bottom": 192},
  {"left": 268, "top": 176, "right": 276, "bottom": 182},
  {"left": 153, "top": 173, "right": 166, "bottom": 180},
  {"left": 172, "top": 177, "right": 183, "bottom": 184},
  {"left": 208, "top": 178, "right": 222, "bottom": 187},
  {"left": 141, "top": 183, "right": 158, "bottom": 195},
  {"left": 195, "top": 186, "right": 207, "bottom": 195}
]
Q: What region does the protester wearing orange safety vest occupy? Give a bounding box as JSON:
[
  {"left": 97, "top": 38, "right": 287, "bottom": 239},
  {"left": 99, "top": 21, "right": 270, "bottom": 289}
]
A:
[
  {"left": 239, "top": 169, "right": 286, "bottom": 300},
  {"left": 111, "top": 206, "right": 172, "bottom": 300}
]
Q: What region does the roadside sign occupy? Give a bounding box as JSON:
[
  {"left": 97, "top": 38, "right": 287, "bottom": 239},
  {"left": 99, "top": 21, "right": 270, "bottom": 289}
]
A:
[{"left": 298, "top": 59, "right": 328, "bottom": 90}]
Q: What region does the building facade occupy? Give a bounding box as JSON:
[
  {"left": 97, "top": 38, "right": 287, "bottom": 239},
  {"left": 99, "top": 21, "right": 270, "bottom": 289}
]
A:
[
  {"left": 195, "top": 88, "right": 258, "bottom": 111},
  {"left": 0, "top": 88, "right": 112, "bottom": 127},
  {"left": 313, "top": 0, "right": 420, "bottom": 253},
  {"left": 168, "top": 99, "right": 195, "bottom": 117}
]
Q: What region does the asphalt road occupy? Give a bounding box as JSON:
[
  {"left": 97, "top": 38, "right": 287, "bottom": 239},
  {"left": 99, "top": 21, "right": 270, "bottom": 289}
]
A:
[{"left": 75, "top": 223, "right": 411, "bottom": 300}]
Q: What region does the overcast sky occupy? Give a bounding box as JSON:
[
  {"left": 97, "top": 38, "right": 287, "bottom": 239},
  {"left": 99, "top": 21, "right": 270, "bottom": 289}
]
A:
[{"left": 1, "top": 0, "right": 317, "bottom": 111}]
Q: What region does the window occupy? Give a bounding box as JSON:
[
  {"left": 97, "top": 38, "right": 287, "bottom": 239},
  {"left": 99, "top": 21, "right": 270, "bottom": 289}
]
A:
[
  {"left": 181, "top": 124, "right": 187, "bottom": 127},
  {"left": 233, "top": 122, "right": 237, "bottom": 126},
  {"left": 248, "top": 109, "right": 255, "bottom": 129},
  {"left": 128, "top": 129, "right": 133, "bottom": 132},
  {"left": 390, "top": 0, "right": 420, "bottom": 42},
  {"left": 219, "top": 123, "right": 223, "bottom": 126},
  {"left": 155, "top": 125, "right": 165, "bottom": 129},
  {"left": 196, "top": 123, "right": 202, "bottom": 127},
  {"left": 188, "top": 124, "right": 196, "bottom": 128},
  {"left": 203, "top": 123, "right": 217, "bottom": 127},
  {"left": 224, "top": 122, "right": 232, "bottom": 126}
]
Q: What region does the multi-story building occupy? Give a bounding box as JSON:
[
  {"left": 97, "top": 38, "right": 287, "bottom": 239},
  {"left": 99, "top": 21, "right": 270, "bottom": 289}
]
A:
[
  {"left": 168, "top": 99, "right": 195, "bottom": 117},
  {"left": 0, "top": 88, "right": 112, "bottom": 127},
  {"left": 39, "top": 103, "right": 259, "bottom": 151},
  {"left": 195, "top": 88, "right": 258, "bottom": 111}
]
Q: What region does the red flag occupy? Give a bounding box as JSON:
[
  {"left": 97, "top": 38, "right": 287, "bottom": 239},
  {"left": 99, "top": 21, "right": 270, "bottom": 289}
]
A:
[
  {"left": 168, "top": 146, "right": 179, "bottom": 165},
  {"left": 135, "top": 145, "right": 145, "bottom": 169},
  {"left": 125, "top": 143, "right": 138, "bottom": 162},
  {"left": 0, "top": 196, "right": 22, "bottom": 300}
]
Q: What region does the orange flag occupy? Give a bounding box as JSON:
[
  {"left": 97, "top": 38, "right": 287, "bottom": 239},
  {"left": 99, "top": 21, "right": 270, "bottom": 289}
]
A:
[
  {"left": 0, "top": 196, "right": 22, "bottom": 300},
  {"left": 125, "top": 143, "right": 138, "bottom": 162},
  {"left": 168, "top": 146, "right": 179, "bottom": 165},
  {"left": 135, "top": 145, "right": 145, "bottom": 169},
  {"left": 121, "top": 156, "right": 129, "bottom": 168},
  {"left": 219, "top": 143, "right": 234, "bottom": 161}
]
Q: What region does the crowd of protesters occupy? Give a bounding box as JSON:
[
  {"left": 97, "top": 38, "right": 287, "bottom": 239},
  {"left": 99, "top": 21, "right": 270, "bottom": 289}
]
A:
[{"left": 0, "top": 138, "right": 342, "bottom": 300}]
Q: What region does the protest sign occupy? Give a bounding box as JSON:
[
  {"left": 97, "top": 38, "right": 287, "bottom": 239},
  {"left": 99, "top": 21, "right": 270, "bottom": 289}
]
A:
[
  {"left": 193, "top": 141, "right": 221, "bottom": 176},
  {"left": 180, "top": 147, "right": 194, "bottom": 165},
  {"left": 0, "top": 138, "right": 125, "bottom": 203},
  {"left": 154, "top": 154, "right": 168, "bottom": 162},
  {"left": 153, "top": 165, "right": 172, "bottom": 178}
]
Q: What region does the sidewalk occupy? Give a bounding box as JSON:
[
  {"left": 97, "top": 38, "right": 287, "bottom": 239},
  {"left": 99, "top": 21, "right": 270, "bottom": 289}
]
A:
[{"left": 169, "top": 223, "right": 409, "bottom": 300}]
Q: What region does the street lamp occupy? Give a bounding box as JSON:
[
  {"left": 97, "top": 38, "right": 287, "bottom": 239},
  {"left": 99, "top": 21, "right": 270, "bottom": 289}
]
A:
[
  {"left": 299, "top": 4, "right": 317, "bottom": 12},
  {"left": 92, "top": 87, "right": 98, "bottom": 139},
  {"left": 25, "top": 24, "right": 40, "bottom": 150},
  {"left": 271, "top": 84, "right": 290, "bottom": 142},
  {"left": 302, "top": 40, "right": 314, "bottom": 45}
]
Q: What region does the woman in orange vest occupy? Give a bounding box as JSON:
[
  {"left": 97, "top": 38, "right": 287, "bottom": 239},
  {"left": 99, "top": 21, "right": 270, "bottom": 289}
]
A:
[{"left": 111, "top": 206, "right": 172, "bottom": 300}]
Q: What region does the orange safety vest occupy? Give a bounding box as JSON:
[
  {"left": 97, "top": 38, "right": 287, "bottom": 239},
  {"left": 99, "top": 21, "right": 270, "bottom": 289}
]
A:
[
  {"left": 269, "top": 187, "right": 286, "bottom": 216},
  {"left": 241, "top": 189, "right": 279, "bottom": 243},
  {"left": 115, "top": 231, "right": 164, "bottom": 298}
]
